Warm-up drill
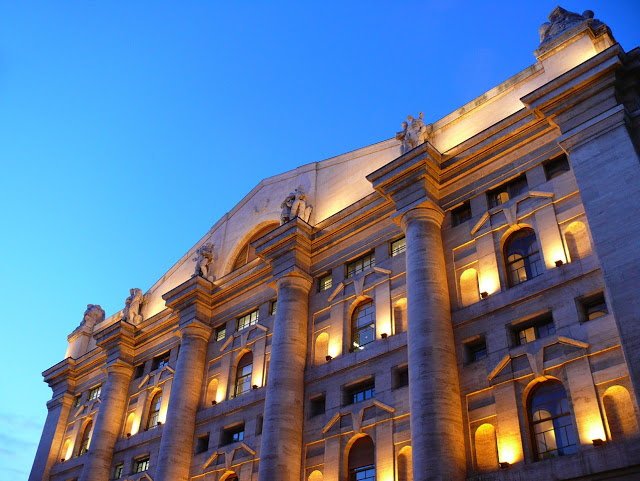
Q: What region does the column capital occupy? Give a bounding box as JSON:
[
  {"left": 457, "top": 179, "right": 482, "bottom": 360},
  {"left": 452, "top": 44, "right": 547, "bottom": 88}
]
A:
[
  {"left": 104, "top": 359, "right": 134, "bottom": 378},
  {"left": 94, "top": 319, "right": 136, "bottom": 365},
  {"left": 275, "top": 271, "right": 313, "bottom": 293},
  {"left": 43, "top": 358, "right": 77, "bottom": 398},
  {"left": 177, "top": 319, "right": 212, "bottom": 343},
  {"left": 395, "top": 200, "right": 445, "bottom": 231},
  {"left": 45, "top": 391, "right": 75, "bottom": 411},
  {"left": 163, "top": 275, "right": 214, "bottom": 325}
]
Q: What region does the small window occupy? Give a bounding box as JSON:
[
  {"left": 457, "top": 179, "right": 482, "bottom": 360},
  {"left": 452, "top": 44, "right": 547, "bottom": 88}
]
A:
[
  {"left": 310, "top": 394, "right": 326, "bottom": 417},
  {"left": 269, "top": 300, "right": 277, "bottom": 316},
  {"left": 237, "top": 309, "right": 259, "bottom": 331},
  {"left": 464, "top": 337, "right": 487, "bottom": 363},
  {"left": 392, "top": 365, "right": 409, "bottom": 389},
  {"left": 113, "top": 463, "right": 124, "bottom": 479},
  {"left": 214, "top": 325, "right": 226, "bottom": 342},
  {"left": 346, "top": 252, "right": 375, "bottom": 278},
  {"left": 513, "top": 315, "right": 555, "bottom": 346},
  {"left": 390, "top": 237, "right": 406, "bottom": 256},
  {"left": 544, "top": 154, "right": 570, "bottom": 181},
  {"left": 134, "top": 457, "right": 150, "bottom": 473},
  {"left": 487, "top": 175, "right": 528, "bottom": 208},
  {"left": 133, "top": 364, "right": 145, "bottom": 379},
  {"left": 318, "top": 273, "right": 333, "bottom": 292},
  {"left": 221, "top": 424, "right": 245, "bottom": 445},
  {"left": 88, "top": 385, "right": 101, "bottom": 401},
  {"left": 73, "top": 395, "right": 82, "bottom": 407},
  {"left": 256, "top": 415, "right": 263, "bottom": 435},
  {"left": 151, "top": 352, "right": 170, "bottom": 371},
  {"left": 580, "top": 292, "right": 608, "bottom": 321},
  {"left": 452, "top": 202, "right": 472, "bottom": 226},
  {"left": 344, "top": 378, "right": 375, "bottom": 405},
  {"left": 195, "top": 433, "right": 210, "bottom": 454}
]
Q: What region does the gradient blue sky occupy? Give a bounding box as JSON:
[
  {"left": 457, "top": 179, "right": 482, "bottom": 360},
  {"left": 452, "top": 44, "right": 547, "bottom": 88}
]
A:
[{"left": 1, "top": 2, "right": 639, "bottom": 479}]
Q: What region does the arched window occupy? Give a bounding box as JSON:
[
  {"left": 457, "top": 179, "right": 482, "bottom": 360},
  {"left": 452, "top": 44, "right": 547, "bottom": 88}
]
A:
[
  {"left": 603, "top": 385, "right": 638, "bottom": 440},
  {"left": 348, "top": 435, "right": 375, "bottom": 481},
  {"left": 60, "top": 438, "right": 72, "bottom": 461},
  {"left": 314, "top": 332, "right": 329, "bottom": 364},
  {"left": 474, "top": 423, "right": 498, "bottom": 471},
  {"left": 528, "top": 381, "right": 577, "bottom": 460},
  {"left": 397, "top": 445, "right": 413, "bottom": 481},
  {"left": 564, "top": 221, "right": 591, "bottom": 261},
  {"left": 78, "top": 421, "right": 92, "bottom": 455},
  {"left": 234, "top": 352, "right": 253, "bottom": 397},
  {"left": 351, "top": 301, "right": 375, "bottom": 350},
  {"left": 147, "top": 391, "right": 162, "bottom": 429},
  {"left": 232, "top": 224, "right": 278, "bottom": 271},
  {"left": 504, "top": 228, "right": 543, "bottom": 287},
  {"left": 459, "top": 268, "right": 480, "bottom": 306},
  {"left": 124, "top": 412, "right": 137, "bottom": 436},
  {"left": 221, "top": 473, "right": 238, "bottom": 481}
]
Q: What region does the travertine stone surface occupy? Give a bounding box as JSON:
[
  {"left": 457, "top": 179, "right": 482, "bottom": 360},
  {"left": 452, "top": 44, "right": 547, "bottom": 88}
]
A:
[
  {"left": 78, "top": 360, "right": 133, "bottom": 481},
  {"left": 258, "top": 273, "right": 312, "bottom": 481},
  {"left": 400, "top": 203, "right": 466, "bottom": 481},
  {"left": 155, "top": 320, "right": 211, "bottom": 481}
]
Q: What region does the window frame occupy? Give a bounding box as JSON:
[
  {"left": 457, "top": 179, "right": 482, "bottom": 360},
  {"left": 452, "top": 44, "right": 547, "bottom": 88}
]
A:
[
  {"left": 346, "top": 252, "right": 375, "bottom": 279},
  {"left": 318, "top": 272, "right": 333, "bottom": 292},
  {"left": 543, "top": 154, "right": 570, "bottom": 181},
  {"left": 214, "top": 325, "right": 227, "bottom": 342},
  {"left": 579, "top": 292, "right": 608, "bottom": 322},
  {"left": 511, "top": 314, "right": 555, "bottom": 347},
  {"left": 234, "top": 353, "right": 253, "bottom": 397},
  {"left": 464, "top": 336, "right": 488, "bottom": 364},
  {"left": 146, "top": 391, "right": 162, "bottom": 430},
  {"left": 237, "top": 309, "right": 259, "bottom": 331},
  {"left": 344, "top": 378, "right": 375, "bottom": 405},
  {"left": 487, "top": 174, "right": 528, "bottom": 208},
  {"left": 87, "top": 385, "right": 102, "bottom": 401},
  {"left": 390, "top": 237, "right": 406, "bottom": 257},
  {"left": 221, "top": 423, "right": 245, "bottom": 446},
  {"left": 504, "top": 228, "right": 543, "bottom": 287},
  {"left": 151, "top": 352, "right": 170, "bottom": 371},
  {"left": 309, "top": 393, "right": 326, "bottom": 417},
  {"left": 133, "top": 456, "right": 150, "bottom": 473},
  {"left": 451, "top": 201, "right": 472, "bottom": 226},
  {"left": 351, "top": 300, "right": 376, "bottom": 350}
]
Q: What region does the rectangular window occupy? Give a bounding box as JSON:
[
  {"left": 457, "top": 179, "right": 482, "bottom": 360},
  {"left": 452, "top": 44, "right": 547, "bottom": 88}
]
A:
[
  {"left": 221, "top": 424, "right": 245, "bottom": 445},
  {"left": 580, "top": 292, "right": 608, "bottom": 321},
  {"left": 544, "top": 154, "right": 570, "bottom": 181},
  {"left": 151, "top": 352, "right": 170, "bottom": 371},
  {"left": 390, "top": 237, "right": 406, "bottom": 256},
  {"left": 195, "top": 433, "right": 210, "bottom": 454},
  {"left": 487, "top": 175, "right": 528, "bottom": 208},
  {"left": 113, "top": 463, "right": 124, "bottom": 479},
  {"left": 133, "top": 457, "right": 150, "bottom": 473},
  {"left": 464, "top": 337, "right": 487, "bottom": 363},
  {"left": 513, "top": 314, "right": 555, "bottom": 346},
  {"left": 88, "top": 385, "right": 101, "bottom": 401},
  {"left": 256, "top": 415, "right": 263, "bottom": 435},
  {"left": 346, "top": 252, "right": 375, "bottom": 278},
  {"left": 237, "top": 309, "right": 259, "bottom": 331},
  {"left": 269, "top": 300, "right": 277, "bottom": 316},
  {"left": 73, "top": 395, "right": 82, "bottom": 407},
  {"left": 133, "top": 363, "right": 145, "bottom": 379},
  {"left": 318, "top": 273, "right": 333, "bottom": 292},
  {"left": 392, "top": 365, "right": 409, "bottom": 389},
  {"left": 215, "top": 325, "right": 226, "bottom": 342},
  {"left": 344, "top": 378, "right": 375, "bottom": 405},
  {"left": 310, "top": 394, "right": 326, "bottom": 417},
  {"left": 451, "top": 202, "right": 472, "bottom": 226}
]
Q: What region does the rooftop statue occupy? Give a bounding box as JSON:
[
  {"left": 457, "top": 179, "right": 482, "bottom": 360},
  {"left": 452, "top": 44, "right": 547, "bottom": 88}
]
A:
[
  {"left": 538, "top": 7, "right": 605, "bottom": 45},
  {"left": 80, "top": 304, "right": 105, "bottom": 329},
  {"left": 193, "top": 242, "right": 217, "bottom": 282},
  {"left": 122, "top": 288, "right": 144, "bottom": 325},
  {"left": 396, "top": 112, "right": 429, "bottom": 154},
  {"left": 280, "top": 187, "right": 313, "bottom": 224}
]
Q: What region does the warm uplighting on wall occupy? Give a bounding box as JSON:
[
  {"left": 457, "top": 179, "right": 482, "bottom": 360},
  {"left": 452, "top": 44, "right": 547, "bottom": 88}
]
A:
[
  {"left": 327, "top": 340, "right": 341, "bottom": 359},
  {"left": 62, "top": 439, "right": 73, "bottom": 461},
  {"left": 580, "top": 416, "right": 606, "bottom": 446},
  {"left": 376, "top": 311, "right": 392, "bottom": 341},
  {"left": 497, "top": 438, "right": 522, "bottom": 465},
  {"left": 543, "top": 242, "right": 567, "bottom": 269},
  {"left": 478, "top": 270, "right": 500, "bottom": 297}
]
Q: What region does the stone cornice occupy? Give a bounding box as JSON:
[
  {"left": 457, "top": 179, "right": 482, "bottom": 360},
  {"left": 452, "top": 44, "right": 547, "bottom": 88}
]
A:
[
  {"left": 94, "top": 319, "right": 136, "bottom": 364},
  {"left": 253, "top": 217, "right": 313, "bottom": 279},
  {"left": 43, "top": 357, "right": 77, "bottom": 395},
  {"left": 163, "top": 275, "right": 215, "bottom": 325}
]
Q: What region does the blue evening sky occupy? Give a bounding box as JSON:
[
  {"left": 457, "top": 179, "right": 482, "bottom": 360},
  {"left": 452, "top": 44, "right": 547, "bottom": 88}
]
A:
[{"left": 1, "top": 2, "right": 638, "bottom": 479}]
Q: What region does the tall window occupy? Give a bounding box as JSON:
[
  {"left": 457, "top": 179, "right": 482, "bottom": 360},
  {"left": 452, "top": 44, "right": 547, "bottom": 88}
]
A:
[
  {"left": 234, "top": 352, "right": 253, "bottom": 397},
  {"left": 351, "top": 301, "right": 375, "bottom": 350},
  {"left": 78, "top": 421, "right": 92, "bottom": 455},
  {"left": 504, "top": 228, "right": 543, "bottom": 287},
  {"left": 147, "top": 391, "right": 162, "bottom": 429},
  {"left": 348, "top": 435, "right": 375, "bottom": 481},
  {"left": 528, "top": 381, "right": 577, "bottom": 460}
]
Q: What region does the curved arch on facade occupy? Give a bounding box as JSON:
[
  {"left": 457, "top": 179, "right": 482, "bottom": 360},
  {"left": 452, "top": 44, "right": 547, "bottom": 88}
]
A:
[
  {"left": 206, "top": 378, "right": 219, "bottom": 406},
  {"left": 564, "top": 221, "right": 592, "bottom": 261},
  {"left": 308, "top": 469, "right": 323, "bottom": 481},
  {"left": 350, "top": 298, "right": 376, "bottom": 351},
  {"left": 314, "top": 331, "right": 330, "bottom": 365},
  {"left": 123, "top": 411, "right": 138, "bottom": 436},
  {"left": 219, "top": 471, "right": 239, "bottom": 481},
  {"left": 474, "top": 423, "right": 498, "bottom": 472},
  {"left": 344, "top": 434, "right": 375, "bottom": 481},
  {"left": 502, "top": 226, "right": 543, "bottom": 287},
  {"left": 225, "top": 221, "right": 280, "bottom": 274},
  {"left": 146, "top": 389, "right": 163, "bottom": 429},
  {"left": 603, "top": 385, "right": 638, "bottom": 440},
  {"left": 459, "top": 267, "right": 480, "bottom": 306},
  {"left": 77, "top": 419, "right": 93, "bottom": 456},
  {"left": 397, "top": 445, "right": 413, "bottom": 481}
]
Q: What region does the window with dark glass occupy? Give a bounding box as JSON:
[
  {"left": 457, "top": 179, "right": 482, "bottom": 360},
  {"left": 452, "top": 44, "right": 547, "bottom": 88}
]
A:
[
  {"left": 310, "top": 394, "right": 326, "bottom": 417},
  {"left": 392, "top": 365, "right": 409, "bottom": 389},
  {"left": 195, "top": 433, "right": 210, "bottom": 454},
  {"left": 113, "top": 463, "right": 124, "bottom": 479},
  {"left": 452, "top": 201, "right": 472, "bottom": 226},
  {"left": 351, "top": 301, "right": 376, "bottom": 350},
  {"left": 348, "top": 435, "right": 375, "bottom": 481},
  {"left": 133, "top": 363, "right": 145, "bottom": 379},
  {"left": 234, "top": 352, "right": 253, "bottom": 397},
  {"left": 256, "top": 415, "right": 263, "bottom": 435},
  {"left": 345, "top": 378, "right": 375, "bottom": 405},
  {"left": 269, "top": 300, "right": 277, "bottom": 316},
  {"left": 543, "top": 154, "right": 570, "bottom": 181},
  {"left": 346, "top": 252, "right": 375, "bottom": 278},
  {"left": 73, "top": 394, "right": 82, "bottom": 407},
  {"left": 464, "top": 337, "right": 487, "bottom": 363},
  {"left": 487, "top": 175, "right": 528, "bottom": 208},
  {"left": 580, "top": 293, "right": 608, "bottom": 321},
  {"left": 88, "top": 385, "right": 101, "bottom": 401},
  {"left": 390, "top": 237, "right": 406, "bottom": 256},
  {"left": 151, "top": 352, "right": 170, "bottom": 371},
  {"left": 146, "top": 391, "right": 162, "bottom": 429},
  {"left": 133, "top": 456, "right": 150, "bottom": 473},
  {"left": 504, "top": 228, "right": 543, "bottom": 287},
  {"left": 215, "top": 325, "right": 226, "bottom": 342},
  {"left": 512, "top": 314, "right": 555, "bottom": 346},
  {"left": 528, "top": 381, "right": 577, "bottom": 460},
  {"left": 221, "top": 423, "right": 245, "bottom": 445},
  {"left": 237, "top": 309, "right": 259, "bottom": 331},
  {"left": 319, "top": 273, "right": 333, "bottom": 291}
]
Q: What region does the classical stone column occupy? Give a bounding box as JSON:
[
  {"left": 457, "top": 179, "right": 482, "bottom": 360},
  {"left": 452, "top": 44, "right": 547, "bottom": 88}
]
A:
[
  {"left": 254, "top": 218, "right": 313, "bottom": 481},
  {"left": 400, "top": 203, "right": 466, "bottom": 481},
  {"left": 155, "top": 276, "right": 213, "bottom": 481},
  {"left": 79, "top": 360, "right": 133, "bottom": 481}
]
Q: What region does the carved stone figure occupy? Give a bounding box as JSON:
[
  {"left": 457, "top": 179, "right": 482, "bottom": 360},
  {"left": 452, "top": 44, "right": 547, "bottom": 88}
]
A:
[
  {"left": 122, "top": 288, "right": 144, "bottom": 325},
  {"left": 538, "top": 7, "right": 603, "bottom": 45},
  {"left": 280, "top": 188, "right": 313, "bottom": 224},
  {"left": 193, "top": 242, "right": 216, "bottom": 282},
  {"left": 396, "top": 112, "right": 429, "bottom": 154},
  {"left": 81, "top": 304, "right": 105, "bottom": 328}
]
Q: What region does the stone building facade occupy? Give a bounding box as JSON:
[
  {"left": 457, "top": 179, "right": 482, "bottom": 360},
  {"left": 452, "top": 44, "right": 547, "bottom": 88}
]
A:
[{"left": 29, "top": 7, "right": 640, "bottom": 481}]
